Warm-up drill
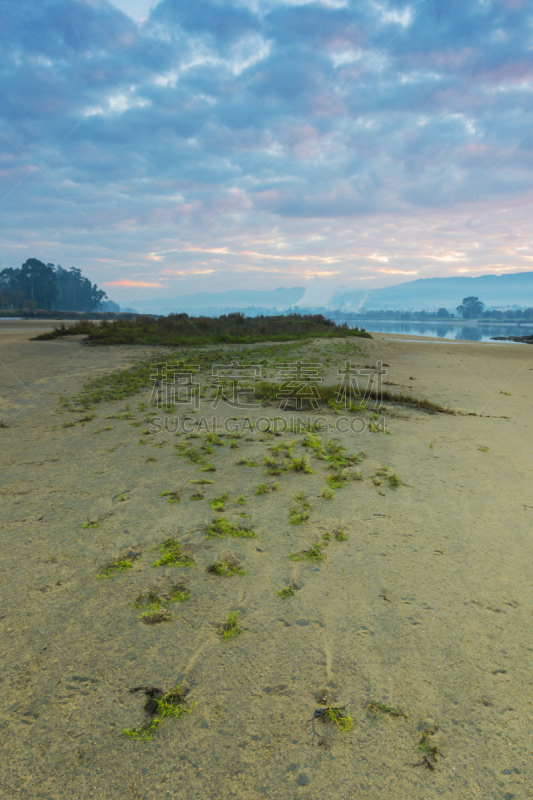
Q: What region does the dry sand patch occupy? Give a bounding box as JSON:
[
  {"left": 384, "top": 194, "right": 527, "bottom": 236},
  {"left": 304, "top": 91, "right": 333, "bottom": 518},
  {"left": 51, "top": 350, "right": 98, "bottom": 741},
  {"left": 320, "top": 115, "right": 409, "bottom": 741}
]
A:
[{"left": 0, "top": 323, "right": 532, "bottom": 799}]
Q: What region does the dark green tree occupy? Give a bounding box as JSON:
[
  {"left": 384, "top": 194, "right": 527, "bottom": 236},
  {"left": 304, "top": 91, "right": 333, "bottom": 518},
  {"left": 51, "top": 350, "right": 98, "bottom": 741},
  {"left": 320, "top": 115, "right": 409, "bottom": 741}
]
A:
[
  {"left": 456, "top": 296, "right": 484, "bottom": 319},
  {"left": 19, "top": 259, "right": 58, "bottom": 309},
  {"left": 54, "top": 266, "right": 107, "bottom": 311}
]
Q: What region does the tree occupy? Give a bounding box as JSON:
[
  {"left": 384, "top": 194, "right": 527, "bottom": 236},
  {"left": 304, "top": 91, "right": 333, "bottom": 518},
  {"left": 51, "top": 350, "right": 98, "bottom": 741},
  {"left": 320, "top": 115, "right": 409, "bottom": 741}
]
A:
[
  {"left": 0, "top": 259, "right": 107, "bottom": 310},
  {"left": 437, "top": 307, "right": 449, "bottom": 317},
  {"left": 54, "top": 266, "right": 107, "bottom": 311},
  {"left": 456, "top": 296, "right": 484, "bottom": 319},
  {"left": 19, "top": 259, "right": 58, "bottom": 309}
]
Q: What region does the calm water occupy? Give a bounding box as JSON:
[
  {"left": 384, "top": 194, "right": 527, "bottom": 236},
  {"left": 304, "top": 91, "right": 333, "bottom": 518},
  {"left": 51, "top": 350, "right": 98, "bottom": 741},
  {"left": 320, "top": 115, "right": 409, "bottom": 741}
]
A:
[{"left": 344, "top": 320, "right": 533, "bottom": 342}]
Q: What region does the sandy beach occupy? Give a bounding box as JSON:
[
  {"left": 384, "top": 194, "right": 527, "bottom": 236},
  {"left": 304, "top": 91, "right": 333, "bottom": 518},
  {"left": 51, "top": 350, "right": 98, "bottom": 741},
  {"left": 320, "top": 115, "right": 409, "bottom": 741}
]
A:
[{"left": 1, "top": 319, "right": 532, "bottom": 800}]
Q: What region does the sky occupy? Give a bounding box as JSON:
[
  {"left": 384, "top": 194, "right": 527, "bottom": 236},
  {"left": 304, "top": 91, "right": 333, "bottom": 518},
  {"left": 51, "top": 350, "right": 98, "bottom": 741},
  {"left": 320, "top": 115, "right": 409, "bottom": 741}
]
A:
[{"left": 1, "top": 0, "right": 533, "bottom": 307}]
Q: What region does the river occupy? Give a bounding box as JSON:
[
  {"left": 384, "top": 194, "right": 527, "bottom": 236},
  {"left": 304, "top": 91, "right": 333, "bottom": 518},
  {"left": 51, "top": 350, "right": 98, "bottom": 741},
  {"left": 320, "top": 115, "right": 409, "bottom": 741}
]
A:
[{"left": 342, "top": 320, "right": 533, "bottom": 342}]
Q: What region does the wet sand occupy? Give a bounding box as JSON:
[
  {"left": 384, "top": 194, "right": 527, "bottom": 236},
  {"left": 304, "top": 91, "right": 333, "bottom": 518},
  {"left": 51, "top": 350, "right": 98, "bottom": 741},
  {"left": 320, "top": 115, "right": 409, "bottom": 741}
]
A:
[{"left": 1, "top": 320, "right": 532, "bottom": 799}]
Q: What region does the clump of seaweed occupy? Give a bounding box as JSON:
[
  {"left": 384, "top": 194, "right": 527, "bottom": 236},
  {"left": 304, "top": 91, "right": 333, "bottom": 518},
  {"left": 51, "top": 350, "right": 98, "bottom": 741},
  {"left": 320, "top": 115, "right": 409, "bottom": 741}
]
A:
[
  {"left": 288, "top": 456, "right": 315, "bottom": 474},
  {"left": 206, "top": 433, "right": 226, "bottom": 446},
  {"left": 218, "top": 611, "right": 242, "bottom": 640},
  {"left": 210, "top": 492, "right": 229, "bottom": 511},
  {"left": 289, "top": 491, "right": 312, "bottom": 524},
  {"left": 312, "top": 706, "right": 353, "bottom": 732},
  {"left": 326, "top": 470, "right": 359, "bottom": 490},
  {"left": 268, "top": 439, "right": 295, "bottom": 457},
  {"left": 277, "top": 587, "right": 295, "bottom": 599},
  {"left": 289, "top": 542, "right": 325, "bottom": 562},
  {"left": 159, "top": 490, "right": 181, "bottom": 503},
  {"left": 151, "top": 539, "right": 195, "bottom": 568},
  {"left": 412, "top": 722, "right": 441, "bottom": 770},
  {"left": 123, "top": 684, "right": 196, "bottom": 741},
  {"left": 205, "top": 518, "right": 258, "bottom": 539},
  {"left": 168, "top": 584, "right": 190, "bottom": 602},
  {"left": 255, "top": 482, "right": 279, "bottom": 495},
  {"left": 207, "top": 561, "right": 246, "bottom": 576},
  {"left": 262, "top": 455, "right": 287, "bottom": 475},
  {"left": 133, "top": 585, "right": 190, "bottom": 623},
  {"left": 96, "top": 558, "right": 134, "bottom": 578}
]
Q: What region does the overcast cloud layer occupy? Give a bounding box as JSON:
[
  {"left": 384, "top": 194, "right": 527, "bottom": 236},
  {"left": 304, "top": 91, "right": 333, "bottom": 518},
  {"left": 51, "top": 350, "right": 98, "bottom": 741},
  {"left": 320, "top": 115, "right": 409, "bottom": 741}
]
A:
[{"left": 1, "top": 0, "right": 533, "bottom": 305}]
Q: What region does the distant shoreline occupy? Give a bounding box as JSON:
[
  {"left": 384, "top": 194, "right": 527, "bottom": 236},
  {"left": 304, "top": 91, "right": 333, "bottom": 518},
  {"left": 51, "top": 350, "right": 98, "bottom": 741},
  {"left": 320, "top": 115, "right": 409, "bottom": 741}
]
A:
[{"left": 340, "top": 317, "right": 533, "bottom": 324}]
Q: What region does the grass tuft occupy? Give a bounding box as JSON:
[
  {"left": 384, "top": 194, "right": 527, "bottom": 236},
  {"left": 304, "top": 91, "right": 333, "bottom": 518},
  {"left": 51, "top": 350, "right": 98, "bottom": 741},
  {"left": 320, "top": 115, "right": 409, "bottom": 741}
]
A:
[
  {"left": 218, "top": 610, "right": 242, "bottom": 640},
  {"left": 96, "top": 559, "right": 133, "bottom": 578},
  {"left": 207, "top": 561, "right": 246, "bottom": 576},
  {"left": 151, "top": 539, "right": 194, "bottom": 568},
  {"left": 123, "top": 683, "right": 195, "bottom": 741},
  {"left": 289, "top": 542, "right": 325, "bottom": 562},
  {"left": 277, "top": 587, "right": 295, "bottom": 599},
  {"left": 205, "top": 518, "right": 258, "bottom": 539}
]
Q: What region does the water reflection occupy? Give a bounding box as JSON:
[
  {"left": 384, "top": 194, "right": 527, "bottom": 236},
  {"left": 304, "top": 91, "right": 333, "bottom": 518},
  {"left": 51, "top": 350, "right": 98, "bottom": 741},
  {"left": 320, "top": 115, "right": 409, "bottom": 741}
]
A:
[{"left": 342, "top": 321, "right": 533, "bottom": 343}]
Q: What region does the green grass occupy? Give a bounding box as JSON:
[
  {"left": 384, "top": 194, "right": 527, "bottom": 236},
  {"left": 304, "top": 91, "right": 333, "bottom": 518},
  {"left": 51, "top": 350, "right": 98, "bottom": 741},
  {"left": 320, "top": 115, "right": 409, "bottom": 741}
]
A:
[
  {"left": 262, "top": 456, "right": 287, "bottom": 475},
  {"left": 288, "top": 456, "right": 315, "bottom": 474},
  {"left": 268, "top": 439, "right": 295, "bottom": 456},
  {"left": 255, "top": 482, "right": 279, "bottom": 495},
  {"left": 327, "top": 707, "right": 354, "bottom": 732},
  {"left": 151, "top": 539, "right": 194, "bottom": 568},
  {"left": 255, "top": 381, "right": 454, "bottom": 415},
  {"left": 207, "top": 561, "right": 247, "bottom": 576},
  {"left": 277, "top": 587, "right": 295, "bottom": 599},
  {"left": 82, "top": 519, "right": 99, "bottom": 529},
  {"left": 96, "top": 559, "right": 133, "bottom": 578},
  {"left": 123, "top": 684, "right": 195, "bottom": 741},
  {"left": 289, "top": 542, "right": 325, "bottom": 562},
  {"left": 218, "top": 611, "right": 242, "bottom": 640},
  {"left": 210, "top": 492, "right": 230, "bottom": 511},
  {"left": 418, "top": 733, "right": 439, "bottom": 758},
  {"left": 289, "top": 509, "right": 310, "bottom": 524},
  {"left": 159, "top": 490, "right": 181, "bottom": 503},
  {"left": 35, "top": 313, "right": 371, "bottom": 346},
  {"left": 206, "top": 433, "right": 226, "bottom": 446},
  {"left": 326, "top": 470, "right": 357, "bottom": 489},
  {"left": 133, "top": 585, "right": 190, "bottom": 623},
  {"left": 205, "top": 518, "right": 258, "bottom": 539}
]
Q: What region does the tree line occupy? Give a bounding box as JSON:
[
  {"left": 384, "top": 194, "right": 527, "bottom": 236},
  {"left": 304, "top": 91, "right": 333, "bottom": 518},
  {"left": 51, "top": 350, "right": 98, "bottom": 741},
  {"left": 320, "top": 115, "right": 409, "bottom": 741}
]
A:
[
  {"left": 456, "top": 296, "right": 533, "bottom": 319},
  {"left": 0, "top": 258, "right": 107, "bottom": 312},
  {"left": 325, "top": 297, "right": 533, "bottom": 321}
]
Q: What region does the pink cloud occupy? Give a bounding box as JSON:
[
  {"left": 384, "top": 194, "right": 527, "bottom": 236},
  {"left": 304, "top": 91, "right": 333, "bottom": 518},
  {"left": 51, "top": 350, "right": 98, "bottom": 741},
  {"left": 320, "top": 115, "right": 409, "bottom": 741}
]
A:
[{"left": 105, "top": 279, "right": 162, "bottom": 287}]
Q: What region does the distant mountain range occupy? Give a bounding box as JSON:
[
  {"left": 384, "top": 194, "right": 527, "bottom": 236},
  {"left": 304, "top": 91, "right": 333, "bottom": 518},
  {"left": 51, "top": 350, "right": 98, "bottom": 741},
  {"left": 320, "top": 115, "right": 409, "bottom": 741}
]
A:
[
  {"left": 131, "top": 287, "right": 305, "bottom": 314},
  {"left": 328, "top": 271, "right": 533, "bottom": 310},
  {"left": 128, "top": 271, "right": 533, "bottom": 314}
]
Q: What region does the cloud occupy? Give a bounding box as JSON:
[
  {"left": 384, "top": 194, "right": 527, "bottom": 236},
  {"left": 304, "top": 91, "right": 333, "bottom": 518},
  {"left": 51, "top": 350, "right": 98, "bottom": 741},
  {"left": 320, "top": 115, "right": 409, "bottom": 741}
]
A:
[
  {"left": 0, "top": 0, "right": 532, "bottom": 302},
  {"left": 105, "top": 279, "right": 163, "bottom": 287}
]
